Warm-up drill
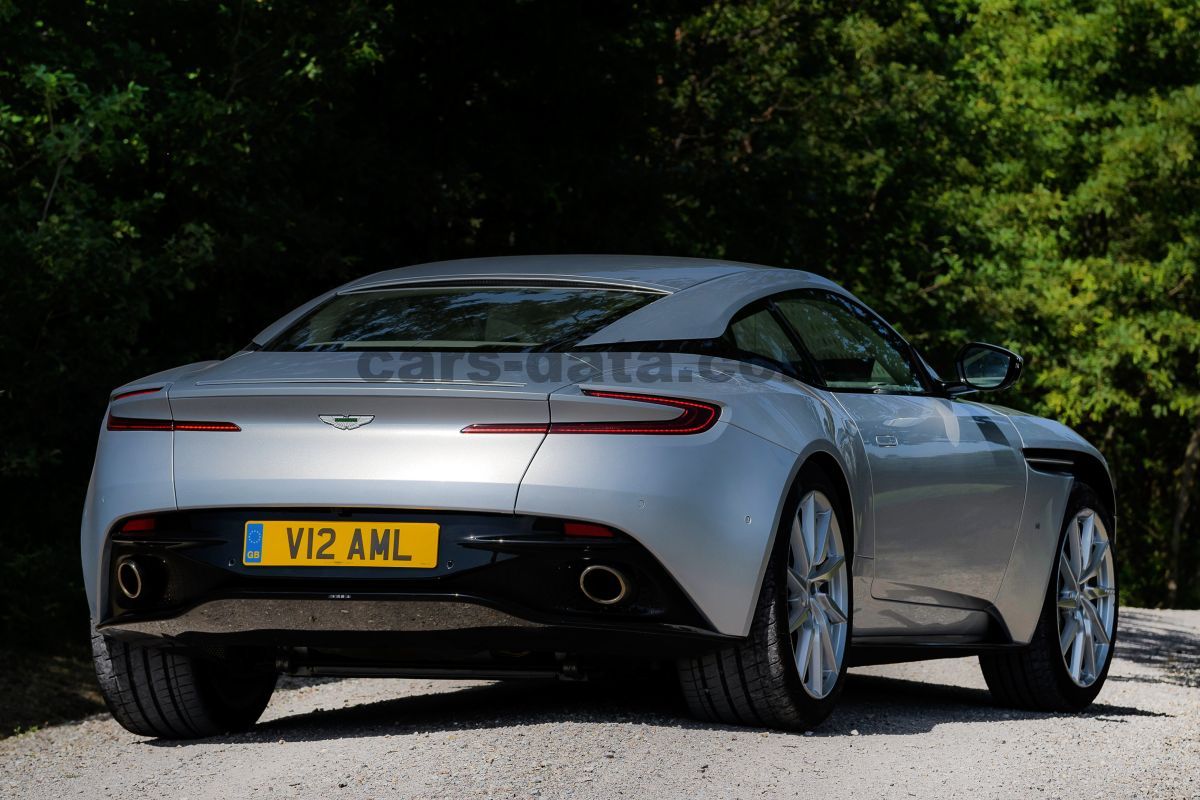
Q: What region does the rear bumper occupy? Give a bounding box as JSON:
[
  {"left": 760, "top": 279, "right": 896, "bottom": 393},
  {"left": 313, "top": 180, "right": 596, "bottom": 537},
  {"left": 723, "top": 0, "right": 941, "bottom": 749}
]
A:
[
  {"left": 97, "top": 595, "right": 733, "bottom": 665},
  {"left": 100, "top": 597, "right": 540, "bottom": 637},
  {"left": 83, "top": 408, "right": 803, "bottom": 639},
  {"left": 97, "top": 508, "right": 724, "bottom": 659}
]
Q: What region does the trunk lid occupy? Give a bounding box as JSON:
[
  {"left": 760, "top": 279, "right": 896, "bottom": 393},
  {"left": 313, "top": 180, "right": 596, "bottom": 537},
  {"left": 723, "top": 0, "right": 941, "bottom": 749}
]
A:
[{"left": 168, "top": 351, "right": 578, "bottom": 512}]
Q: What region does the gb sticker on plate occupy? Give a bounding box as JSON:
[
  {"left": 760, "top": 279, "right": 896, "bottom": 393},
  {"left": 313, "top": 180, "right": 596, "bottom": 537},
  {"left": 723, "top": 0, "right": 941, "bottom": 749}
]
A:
[{"left": 244, "top": 522, "right": 264, "bottom": 564}]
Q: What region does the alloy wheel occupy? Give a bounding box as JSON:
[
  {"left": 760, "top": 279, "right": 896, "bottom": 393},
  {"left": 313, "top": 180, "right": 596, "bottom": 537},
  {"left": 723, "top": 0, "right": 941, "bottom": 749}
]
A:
[
  {"left": 787, "top": 489, "right": 849, "bottom": 699},
  {"left": 1056, "top": 508, "right": 1116, "bottom": 687}
]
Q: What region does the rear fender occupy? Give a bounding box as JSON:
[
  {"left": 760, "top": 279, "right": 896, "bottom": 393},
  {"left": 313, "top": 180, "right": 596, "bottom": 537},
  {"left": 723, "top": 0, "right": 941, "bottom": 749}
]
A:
[
  {"left": 515, "top": 369, "right": 862, "bottom": 637},
  {"left": 80, "top": 394, "right": 177, "bottom": 619}
]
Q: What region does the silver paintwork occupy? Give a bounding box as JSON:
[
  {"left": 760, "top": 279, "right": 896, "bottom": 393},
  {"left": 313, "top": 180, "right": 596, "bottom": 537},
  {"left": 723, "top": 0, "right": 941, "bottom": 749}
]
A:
[
  {"left": 990, "top": 465, "right": 1075, "bottom": 642},
  {"left": 82, "top": 255, "right": 1114, "bottom": 652},
  {"left": 1057, "top": 508, "right": 1116, "bottom": 686},
  {"left": 788, "top": 489, "right": 849, "bottom": 699},
  {"left": 515, "top": 372, "right": 802, "bottom": 635},
  {"left": 833, "top": 392, "right": 1026, "bottom": 606}
]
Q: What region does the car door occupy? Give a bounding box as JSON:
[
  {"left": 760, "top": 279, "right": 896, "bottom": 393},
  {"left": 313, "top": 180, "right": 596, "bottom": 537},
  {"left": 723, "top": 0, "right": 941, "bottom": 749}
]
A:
[{"left": 772, "top": 290, "right": 1027, "bottom": 611}]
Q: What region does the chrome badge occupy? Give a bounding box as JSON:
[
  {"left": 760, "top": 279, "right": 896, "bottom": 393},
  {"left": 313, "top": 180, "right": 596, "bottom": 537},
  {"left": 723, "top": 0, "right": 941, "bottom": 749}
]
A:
[{"left": 319, "top": 414, "right": 375, "bottom": 431}]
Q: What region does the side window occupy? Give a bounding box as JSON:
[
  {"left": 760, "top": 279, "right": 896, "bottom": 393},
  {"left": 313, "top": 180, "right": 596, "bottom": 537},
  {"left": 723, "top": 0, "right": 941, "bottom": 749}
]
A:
[
  {"left": 726, "top": 306, "right": 805, "bottom": 377},
  {"left": 774, "top": 292, "right": 926, "bottom": 393}
]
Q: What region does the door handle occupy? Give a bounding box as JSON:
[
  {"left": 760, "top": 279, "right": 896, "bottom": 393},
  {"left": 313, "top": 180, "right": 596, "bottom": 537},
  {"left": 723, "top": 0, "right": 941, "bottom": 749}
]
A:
[{"left": 875, "top": 434, "right": 899, "bottom": 447}]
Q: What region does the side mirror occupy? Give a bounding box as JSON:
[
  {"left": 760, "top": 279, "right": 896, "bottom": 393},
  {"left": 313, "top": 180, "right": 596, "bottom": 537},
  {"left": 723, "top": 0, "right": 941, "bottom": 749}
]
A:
[{"left": 953, "top": 342, "right": 1023, "bottom": 393}]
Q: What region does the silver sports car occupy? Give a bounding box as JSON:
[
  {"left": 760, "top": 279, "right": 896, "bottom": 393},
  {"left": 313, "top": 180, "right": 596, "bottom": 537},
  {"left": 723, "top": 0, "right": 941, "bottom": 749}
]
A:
[{"left": 83, "top": 256, "right": 1118, "bottom": 737}]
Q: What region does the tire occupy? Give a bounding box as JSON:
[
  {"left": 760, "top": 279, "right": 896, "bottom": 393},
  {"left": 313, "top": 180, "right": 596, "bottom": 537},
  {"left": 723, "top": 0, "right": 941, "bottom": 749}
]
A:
[
  {"left": 980, "top": 482, "right": 1119, "bottom": 711},
  {"left": 92, "top": 628, "right": 277, "bottom": 739},
  {"left": 677, "top": 467, "right": 852, "bottom": 730}
]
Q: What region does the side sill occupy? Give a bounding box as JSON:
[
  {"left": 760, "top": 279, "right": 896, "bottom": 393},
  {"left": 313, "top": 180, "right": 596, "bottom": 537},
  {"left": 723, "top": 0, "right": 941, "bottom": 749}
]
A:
[{"left": 849, "top": 640, "right": 1028, "bottom": 667}]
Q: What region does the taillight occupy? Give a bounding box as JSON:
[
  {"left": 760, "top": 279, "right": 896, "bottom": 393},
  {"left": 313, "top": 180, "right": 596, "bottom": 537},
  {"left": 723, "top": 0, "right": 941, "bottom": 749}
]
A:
[
  {"left": 107, "top": 415, "right": 172, "bottom": 431},
  {"left": 172, "top": 421, "right": 242, "bottom": 432},
  {"left": 563, "top": 521, "right": 615, "bottom": 538},
  {"left": 461, "top": 423, "right": 551, "bottom": 434},
  {"left": 553, "top": 390, "right": 720, "bottom": 434},
  {"left": 107, "top": 414, "right": 240, "bottom": 432},
  {"left": 461, "top": 390, "right": 721, "bottom": 435},
  {"left": 119, "top": 516, "right": 157, "bottom": 534}
]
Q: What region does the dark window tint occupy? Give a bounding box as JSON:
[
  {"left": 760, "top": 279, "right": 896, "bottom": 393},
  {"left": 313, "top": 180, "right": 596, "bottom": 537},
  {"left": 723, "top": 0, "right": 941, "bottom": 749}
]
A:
[
  {"left": 269, "top": 286, "right": 659, "bottom": 352},
  {"left": 727, "top": 307, "right": 804, "bottom": 375},
  {"left": 774, "top": 292, "right": 925, "bottom": 393}
]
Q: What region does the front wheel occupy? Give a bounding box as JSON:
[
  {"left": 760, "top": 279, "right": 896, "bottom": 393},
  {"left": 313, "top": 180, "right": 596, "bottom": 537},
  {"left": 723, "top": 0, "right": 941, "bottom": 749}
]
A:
[
  {"left": 92, "top": 629, "right": 277, "bottom": 739},
  {"left": 980, "top": 482, "right": 1118, "bottom": 711},
  {"left": 678, "top": 471, "right": 851, "bottom": 730}
]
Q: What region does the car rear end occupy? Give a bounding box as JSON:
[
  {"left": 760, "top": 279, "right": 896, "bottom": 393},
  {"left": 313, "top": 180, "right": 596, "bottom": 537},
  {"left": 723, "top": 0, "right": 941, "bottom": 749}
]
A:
[{"left": 82, "top": 280, "right": 801, "bottom": 720}]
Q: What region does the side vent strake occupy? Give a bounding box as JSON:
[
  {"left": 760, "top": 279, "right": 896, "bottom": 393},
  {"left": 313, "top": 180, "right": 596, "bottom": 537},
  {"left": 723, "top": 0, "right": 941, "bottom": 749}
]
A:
[{"left": 1024, "top": 449, "right": 1077, "bottom": 472}]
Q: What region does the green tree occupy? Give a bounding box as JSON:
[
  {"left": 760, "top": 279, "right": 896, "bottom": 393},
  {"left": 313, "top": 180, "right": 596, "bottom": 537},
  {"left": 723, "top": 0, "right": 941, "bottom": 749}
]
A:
[
  {"left": 950, "top": 0, "right": 1200, "bottom": 605},
  {"left": 656, "top": 0, "right": 1200, "bottom": 605},
  {"left": 2, "top": 0, "right": 1198, "bottom": 653},
  {"left": 0, "top": 0, "right": 681, "bottom": 647}
]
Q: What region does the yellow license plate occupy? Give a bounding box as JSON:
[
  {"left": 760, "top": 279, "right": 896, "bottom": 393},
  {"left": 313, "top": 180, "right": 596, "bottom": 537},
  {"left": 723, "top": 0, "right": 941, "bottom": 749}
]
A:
[{"left": 242, "top": 520, "right": 439, "bottom": 567}]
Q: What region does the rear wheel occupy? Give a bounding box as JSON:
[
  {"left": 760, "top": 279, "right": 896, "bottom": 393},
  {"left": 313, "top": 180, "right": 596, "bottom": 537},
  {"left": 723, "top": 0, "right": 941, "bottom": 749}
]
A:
[
  {"left": 678, "top": 470, "right": 851, "bottom": 730},
  {"left": 980, "top": 482, "right": 1118, "bottom": 711},
  {"left": 92, "top": 629, "right": 276, "bottom": 739}
]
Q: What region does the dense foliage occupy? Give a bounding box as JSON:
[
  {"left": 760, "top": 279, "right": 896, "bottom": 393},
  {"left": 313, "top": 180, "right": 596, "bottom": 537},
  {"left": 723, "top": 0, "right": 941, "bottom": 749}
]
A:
[{"left": 2, "top": 0, "right": 1197, "bottom": 648}]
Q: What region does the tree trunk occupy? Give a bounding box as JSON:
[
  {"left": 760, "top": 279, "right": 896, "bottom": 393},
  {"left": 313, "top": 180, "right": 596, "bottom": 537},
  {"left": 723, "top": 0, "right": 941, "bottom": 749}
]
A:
[{"left": 1167, "top": 416, "right": 1200, "bottom": 606}]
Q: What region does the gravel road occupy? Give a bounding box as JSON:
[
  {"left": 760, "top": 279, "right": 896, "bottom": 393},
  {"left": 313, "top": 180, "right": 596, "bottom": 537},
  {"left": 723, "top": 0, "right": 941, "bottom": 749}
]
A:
[{"left": 3, "top": 607, "right": 1198, "bottom": 800}]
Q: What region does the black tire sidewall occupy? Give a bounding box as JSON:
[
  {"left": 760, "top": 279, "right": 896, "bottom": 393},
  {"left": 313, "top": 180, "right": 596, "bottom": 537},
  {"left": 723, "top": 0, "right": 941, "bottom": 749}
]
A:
[
  {"left": 195, "top": 654, "right": 278, "bottom": 731},
  {"left": 1042, "top": 482, "right": 1119, "bottom": 709},
  {"left": 771, "top": 465, "right": 853, "bottom": 724}
]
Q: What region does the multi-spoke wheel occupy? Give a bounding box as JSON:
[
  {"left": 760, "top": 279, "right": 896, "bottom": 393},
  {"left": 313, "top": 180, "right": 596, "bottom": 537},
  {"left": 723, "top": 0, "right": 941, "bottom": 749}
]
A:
[
  {"left": 678, "top": 468, "right": 851, "bottom": 729},
  {"left": 980, "top": 482, "right": 1119, "bottom": 711},
  {"left": 787, "top": 490, "right": 849, "bottom": 700},
  {"left": 1056, "top": 507, "right": 1116, "bottom": 687}
]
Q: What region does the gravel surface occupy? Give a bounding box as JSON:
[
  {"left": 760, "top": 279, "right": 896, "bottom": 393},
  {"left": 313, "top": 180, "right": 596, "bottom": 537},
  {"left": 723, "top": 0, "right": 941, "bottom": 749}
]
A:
[{"left": 3, "top": 607, "right": 1198, "bottom": 800}]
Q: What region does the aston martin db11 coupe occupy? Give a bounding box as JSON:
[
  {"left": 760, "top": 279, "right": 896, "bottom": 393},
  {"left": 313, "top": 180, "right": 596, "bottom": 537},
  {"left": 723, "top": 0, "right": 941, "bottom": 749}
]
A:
[{"left": 83, "top": 256, "right": 1118, "bottom": 737}]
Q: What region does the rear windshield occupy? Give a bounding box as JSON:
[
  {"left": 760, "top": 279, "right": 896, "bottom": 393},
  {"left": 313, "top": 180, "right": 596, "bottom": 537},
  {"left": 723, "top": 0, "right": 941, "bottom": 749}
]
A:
[{"left": 267, "top": 285, "right": 661, "bottom": 352}]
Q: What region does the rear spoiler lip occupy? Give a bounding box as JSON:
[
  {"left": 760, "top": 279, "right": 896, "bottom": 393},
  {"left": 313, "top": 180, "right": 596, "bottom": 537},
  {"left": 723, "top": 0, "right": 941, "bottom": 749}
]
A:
[
  {"left": 339, "top": 275, "right": 673, "bottom": 295},
  {"left": 191, "top": 377, "right": 528, "bottom": 388}
]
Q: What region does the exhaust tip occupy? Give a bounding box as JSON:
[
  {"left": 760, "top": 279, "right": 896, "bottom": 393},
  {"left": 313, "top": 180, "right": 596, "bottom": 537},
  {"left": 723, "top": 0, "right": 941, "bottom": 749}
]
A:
[
  {"left": 115, "top": 559, "right": 145, "bottom": 601},
  {"left": 579, "top": 565, "right": 629, "bottom": 606}
]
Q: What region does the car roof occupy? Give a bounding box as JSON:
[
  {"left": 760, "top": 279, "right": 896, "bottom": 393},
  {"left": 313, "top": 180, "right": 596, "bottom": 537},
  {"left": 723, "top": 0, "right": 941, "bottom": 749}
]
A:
[
  {"left": 253, "top": 255, "right": 852, "bottom": 346},
  {"left": 343, "top": 254, "right": 791, "bottom": 293}
]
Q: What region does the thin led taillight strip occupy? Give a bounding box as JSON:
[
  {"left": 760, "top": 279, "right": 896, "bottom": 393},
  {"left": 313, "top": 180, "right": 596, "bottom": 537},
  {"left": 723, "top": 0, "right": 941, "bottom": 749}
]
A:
[
  {"left": 107, "top": 414, "right": 241, "bottom": 432},
  {"left": 460, "top": 423, "right": 551, "bottom": 434},
  {"left": 173, "top": 421, "right": 243, "bottom": 432},
  {"left": 554, "top": 390, "right": 720, "bottom": 434},
  {"left": 461, "top": 390, "right": 721, "bottom": 435}
]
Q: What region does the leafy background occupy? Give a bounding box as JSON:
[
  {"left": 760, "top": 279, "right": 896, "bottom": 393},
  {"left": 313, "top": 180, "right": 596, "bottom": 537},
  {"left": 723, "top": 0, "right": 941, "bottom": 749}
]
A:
[{"left": 2, "top": 0, "right": 1198, "bottom": 658}]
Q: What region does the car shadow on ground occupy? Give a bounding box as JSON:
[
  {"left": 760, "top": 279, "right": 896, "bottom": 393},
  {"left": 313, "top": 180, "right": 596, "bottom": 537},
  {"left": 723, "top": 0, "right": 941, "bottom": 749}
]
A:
[
  {"left": 144, "top": 666, "right": 1167, "bottom": 748},
  {"left": 1107, "top": 608, "right": 1200, "bottom": 688},
  {"left": 824, "top": 673, "right": 1166, "bottom": 736},
  {"left": 144, "top": 607, "right": 1194, "bottom": 747}
]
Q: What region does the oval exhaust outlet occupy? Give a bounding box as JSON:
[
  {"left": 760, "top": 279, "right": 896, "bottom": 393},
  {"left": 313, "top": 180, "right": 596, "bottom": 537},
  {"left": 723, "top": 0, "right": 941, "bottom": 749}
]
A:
[
  {"left": 115, "top": 559, "right": 145, "bottom": 601},
  {"left": 579, "top": 565, "right": 630, "bottom": 606}
]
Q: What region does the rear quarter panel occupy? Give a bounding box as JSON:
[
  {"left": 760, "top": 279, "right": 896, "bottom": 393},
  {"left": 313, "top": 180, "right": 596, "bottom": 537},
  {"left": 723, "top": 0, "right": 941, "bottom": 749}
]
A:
[
  {"left": 80, "top": 394, "right": 177, "bottom": 618},
  {"left": 516, "top": 358, "right": 865, "bottom": 637}
]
